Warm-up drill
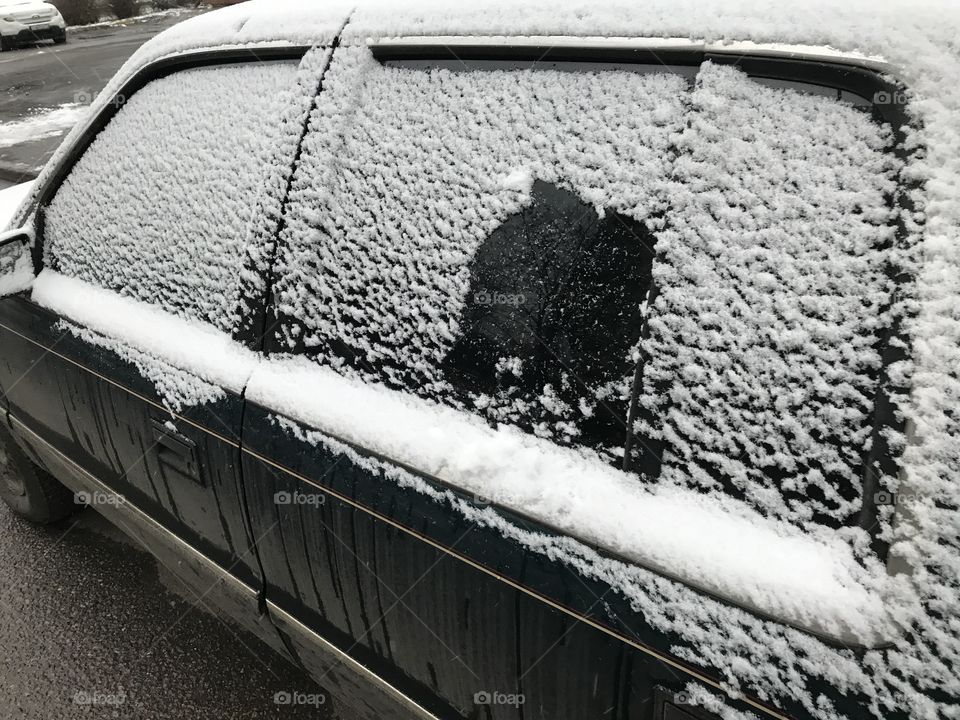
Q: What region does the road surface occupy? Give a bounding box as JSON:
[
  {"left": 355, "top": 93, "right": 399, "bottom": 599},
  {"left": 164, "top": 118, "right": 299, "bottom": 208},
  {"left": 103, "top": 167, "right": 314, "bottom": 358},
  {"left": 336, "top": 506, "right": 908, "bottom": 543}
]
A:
[
  {"left": 0, "top": 12, "right": 197, "bottom": 189},
  {"left": 0, "top": 500, "right": 348, "bottom": 718}
]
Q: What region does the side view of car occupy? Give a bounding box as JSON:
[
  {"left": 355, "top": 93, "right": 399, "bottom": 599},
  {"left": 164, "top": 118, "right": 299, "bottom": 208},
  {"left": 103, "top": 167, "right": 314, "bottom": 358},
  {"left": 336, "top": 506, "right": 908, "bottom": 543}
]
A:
[{"left": 0, "top": 2, "right": 957, "bottom": 720}]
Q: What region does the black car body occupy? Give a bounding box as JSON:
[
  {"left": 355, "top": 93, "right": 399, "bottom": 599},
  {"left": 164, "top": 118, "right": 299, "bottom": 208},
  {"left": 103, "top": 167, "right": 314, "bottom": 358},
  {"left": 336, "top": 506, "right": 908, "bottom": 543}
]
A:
[{"left": 0, "top": 3, "right": 956, "bottom": 720}]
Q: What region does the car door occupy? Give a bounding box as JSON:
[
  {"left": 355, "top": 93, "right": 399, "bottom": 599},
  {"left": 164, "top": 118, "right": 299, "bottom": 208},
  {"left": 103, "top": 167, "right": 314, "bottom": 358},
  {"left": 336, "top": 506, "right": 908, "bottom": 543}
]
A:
[
  {"left": 237, "top": 44, "right": 700, "bottom": 720},
  {"left": 0, "top": 50, "right": 321, "bottom": 655},
  {"left": 239, "top": 42, "right": 913, "bottom": 720}
]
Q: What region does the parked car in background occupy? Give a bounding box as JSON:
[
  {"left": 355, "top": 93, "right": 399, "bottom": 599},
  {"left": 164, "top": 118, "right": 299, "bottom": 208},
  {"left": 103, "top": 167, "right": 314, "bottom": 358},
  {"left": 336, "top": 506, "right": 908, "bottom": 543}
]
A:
[
  {"left": 0, "top": 2, "right": 957, "bottom": 720},
  {"left": 0, "top": 0, "right": 66, "bottom": 49}
]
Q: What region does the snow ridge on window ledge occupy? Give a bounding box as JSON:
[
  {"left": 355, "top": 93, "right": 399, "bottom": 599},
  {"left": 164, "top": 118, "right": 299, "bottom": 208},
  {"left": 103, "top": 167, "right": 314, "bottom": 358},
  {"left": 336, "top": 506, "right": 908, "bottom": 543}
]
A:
[{"left": 30, "top": 269, "right": 911, "bottom": 647}]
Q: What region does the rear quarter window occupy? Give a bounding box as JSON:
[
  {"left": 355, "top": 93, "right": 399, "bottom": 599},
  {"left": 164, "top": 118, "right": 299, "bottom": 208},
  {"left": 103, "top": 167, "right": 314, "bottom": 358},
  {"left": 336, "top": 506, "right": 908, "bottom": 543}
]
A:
[{"left": 635, "top": 62, "right": 903, "bottom": 530}]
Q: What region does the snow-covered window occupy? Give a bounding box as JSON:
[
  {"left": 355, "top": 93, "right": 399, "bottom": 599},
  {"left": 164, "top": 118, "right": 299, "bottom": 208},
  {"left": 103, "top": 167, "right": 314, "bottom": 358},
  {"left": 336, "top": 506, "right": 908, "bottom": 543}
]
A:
[
  {"left": 43, "top": 61, "right": 300, "bottom": 334},
  {"left": 270, "top": 50, "right": 903, "bottom": 528},
  {"left": 635, "top": 62, "right": 903, "bottom": 530},
  {"left": 270, "top": 48, "right": 688, "bottom": 461}
]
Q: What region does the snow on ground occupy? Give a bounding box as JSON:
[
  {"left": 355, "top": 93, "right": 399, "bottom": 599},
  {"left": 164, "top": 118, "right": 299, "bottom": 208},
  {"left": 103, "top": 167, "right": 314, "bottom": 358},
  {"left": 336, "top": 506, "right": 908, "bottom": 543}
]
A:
[
  {"left": 0, "top": 104, "right": 86, "bottom": 150},
  {"left": 68, "top": 7, "right": 201, "bottom": 32}
]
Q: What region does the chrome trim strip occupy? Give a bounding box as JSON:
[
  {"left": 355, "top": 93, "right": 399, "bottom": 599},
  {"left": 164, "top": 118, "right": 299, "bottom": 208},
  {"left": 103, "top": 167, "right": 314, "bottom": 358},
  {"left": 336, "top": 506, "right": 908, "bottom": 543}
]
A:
[
  {"left": 266, "top": 600, "right": 442, "bottom": 720},
  {"left": 368, "top": 34, "right": 703, "bottom": 51},
  {"left": 365, "top": 35, "right": 890, "bottom": 71},
  {"left": 704, "top": 40, "right": 890, "bottom": 71}
]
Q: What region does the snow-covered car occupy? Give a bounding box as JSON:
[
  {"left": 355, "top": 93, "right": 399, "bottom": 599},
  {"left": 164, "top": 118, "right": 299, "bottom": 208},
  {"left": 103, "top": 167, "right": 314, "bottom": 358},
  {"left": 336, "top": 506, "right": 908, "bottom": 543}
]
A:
[
  {"left": 0, "top": 0, "right": 66, "bottom": 50},
  {"left": 0, "top": 2, "right": 958, "bottom": 720}
]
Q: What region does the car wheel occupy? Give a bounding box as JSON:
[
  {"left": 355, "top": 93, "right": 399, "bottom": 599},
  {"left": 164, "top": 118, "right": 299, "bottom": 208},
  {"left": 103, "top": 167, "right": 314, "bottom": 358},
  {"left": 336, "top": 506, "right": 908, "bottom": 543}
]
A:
[
  {"left": 0, "top": 36, "right": 13, "bottom": 52},
  {"left": 0, "top": 422, "right": 76, "bottom": 524},
  {"left": 54, "top": 34, "right": 66, "bottom": 45}
]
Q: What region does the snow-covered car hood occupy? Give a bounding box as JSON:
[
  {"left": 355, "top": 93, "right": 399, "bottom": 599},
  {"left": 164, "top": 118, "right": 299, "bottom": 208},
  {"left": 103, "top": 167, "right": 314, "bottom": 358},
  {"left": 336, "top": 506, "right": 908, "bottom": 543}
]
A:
[{"left": 0, "top": 181, "right": 34, "bottom": 232}]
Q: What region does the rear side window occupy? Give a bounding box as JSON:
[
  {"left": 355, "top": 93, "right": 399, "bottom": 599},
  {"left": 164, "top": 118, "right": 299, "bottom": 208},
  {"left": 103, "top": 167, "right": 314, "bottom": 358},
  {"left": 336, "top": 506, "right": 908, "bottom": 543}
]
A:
[
  {"left": 44, "top": 61, "right": 300, "bottom": 333},
  {"left": 269, "top": 48, "right": 688, "bottom": 461},
  {"left": 268, "top": 50, "right": 905, "bottom": 532},
  {"left": 634, "top": 62, "right": 902, "bottom": 529}
]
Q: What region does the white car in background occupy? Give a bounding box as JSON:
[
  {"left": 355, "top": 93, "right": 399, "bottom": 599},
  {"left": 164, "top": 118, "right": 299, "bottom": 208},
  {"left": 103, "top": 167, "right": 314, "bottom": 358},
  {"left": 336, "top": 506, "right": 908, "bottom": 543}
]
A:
[{"left": 0, "top": 0, "right": 66, "bottom": 50}]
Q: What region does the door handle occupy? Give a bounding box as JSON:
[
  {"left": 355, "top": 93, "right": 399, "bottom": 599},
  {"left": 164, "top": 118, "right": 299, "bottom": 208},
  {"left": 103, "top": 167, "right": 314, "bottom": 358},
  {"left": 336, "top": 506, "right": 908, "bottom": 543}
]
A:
[{"left": 150, "top": 418, "right": 204, "bottom": 486}]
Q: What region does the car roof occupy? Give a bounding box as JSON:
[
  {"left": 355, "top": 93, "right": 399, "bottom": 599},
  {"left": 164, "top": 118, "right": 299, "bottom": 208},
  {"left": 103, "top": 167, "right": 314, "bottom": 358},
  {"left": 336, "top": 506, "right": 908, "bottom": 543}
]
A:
[
  {"left": 120, "top": 0, "right": 959, "bottom": 77},
  {"left": 11, "top": 0, "right": 960, "bottom": 236}
]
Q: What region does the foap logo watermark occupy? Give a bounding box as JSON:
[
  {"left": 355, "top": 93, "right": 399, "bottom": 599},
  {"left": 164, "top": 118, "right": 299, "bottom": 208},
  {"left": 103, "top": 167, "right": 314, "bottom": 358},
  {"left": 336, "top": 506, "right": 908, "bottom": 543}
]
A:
[
  {"left": 73, "top": 90, "right": 127, "bottom": 109},
  {"left": 872, "top": 90, "right": 909, "bottom": 106},
  {"left": 673, "top": 690, "right": 694, "bottom": 705},
  {"left": 473, "top": 291, "right": 526, "bottom": 307},
  {"left": 74, "top": 490, "right": 125, "bottom": 507},
  {"left": 273, "top": 691, "right": 326, "bottom": 707},
  {"left": 473, "top": 690, "right": 525, "bottom": 708},
  {"left": 471, "top": 490, "right": 512, "bottom": 507},
  {"left": 73, "top": 689, "right": 127, "bottom": 707},
  {"left": 274, "top": 490, "right": 326, "bottom": 507},
  {"left": 874, "top": 491, "right": 928, "bottom": 507}
]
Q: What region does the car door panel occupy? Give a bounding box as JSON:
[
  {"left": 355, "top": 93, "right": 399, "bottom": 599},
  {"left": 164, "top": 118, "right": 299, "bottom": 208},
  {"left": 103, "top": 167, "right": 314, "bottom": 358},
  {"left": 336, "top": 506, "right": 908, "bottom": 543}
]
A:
[
  {"left": 241, "top": 405, "right": 521, "bottom": 719},
  {"left": 242, "top": 400, "right": 772, "bottom": 720},
  {"left": 0, "top": 296, "right": 259, "bottom": 586},
  {"left": 0, "top": 298, "right": 77, "bottom": 445},
  {"left": 516, "top": 598, "right": 629, "bottom": 720}
]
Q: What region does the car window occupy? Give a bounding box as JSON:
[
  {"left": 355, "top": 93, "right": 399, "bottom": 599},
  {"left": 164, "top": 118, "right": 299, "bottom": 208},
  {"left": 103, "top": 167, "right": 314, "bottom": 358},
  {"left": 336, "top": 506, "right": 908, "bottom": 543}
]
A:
[
  {"left": 44, "top": 61, "right": 300, "bottom": 334},
  {"left": 266, "top": 50, "right": 904, "bottom": 531},
  {"left": 268, "top": 47, "right": 689, "bottom": 462},
  {"left": 633, "top": 62, "right": 903, "bottom": 530}
]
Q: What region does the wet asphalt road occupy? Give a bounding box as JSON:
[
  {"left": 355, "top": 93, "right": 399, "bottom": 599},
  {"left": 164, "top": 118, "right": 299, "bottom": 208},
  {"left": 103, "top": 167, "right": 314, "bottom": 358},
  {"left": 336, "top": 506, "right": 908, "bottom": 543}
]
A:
[
  {"left": 0, "top": 11, "right": 203, "bottom": 189},
  {"left": 0, "top": 500, "right": 345, "bottom": 719}
]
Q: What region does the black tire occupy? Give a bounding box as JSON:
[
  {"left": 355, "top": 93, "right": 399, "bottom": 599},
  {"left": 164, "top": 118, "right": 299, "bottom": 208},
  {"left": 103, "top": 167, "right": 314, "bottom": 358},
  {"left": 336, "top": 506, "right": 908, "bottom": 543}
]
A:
[
  {"left": 54, "top": 33, "right": 66, "bottom": 45},
  {"left": 0, "top": 422, "right": 76, "bottom": 524},
  {"left": 0, "top": 36, "right": 13, "bottom": 52}
]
